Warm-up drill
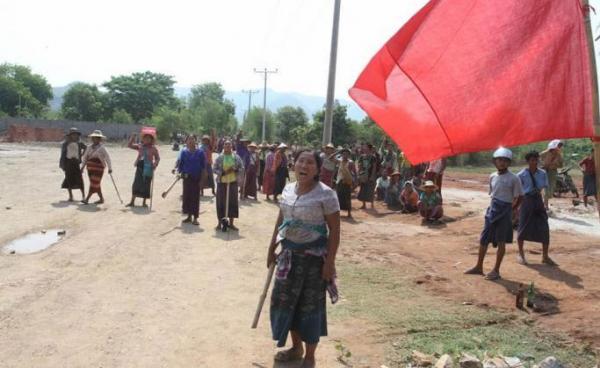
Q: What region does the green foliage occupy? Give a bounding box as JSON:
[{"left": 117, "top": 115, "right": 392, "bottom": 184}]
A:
[
  {"left": 109, "top": 108, "right": 133, "bottom": 124},
  {"left": 241, "top": 107, "right": 276, "bottom": 142},
  {"left": 61, "top": 82, "right": 105, "bottom": 121},
  {"left": 276, "top": 106, "right": 308, "bottom": 142},
  {"left": 188, "top": 82, "right": 237, "bottom": 134},
  {"left": 151, "top": 107, "right": 194, "bottom": 140},
  {"left": 353, "top": 116, "right": 386, "bottom": 145},
  {"left": 0, "top": 63, "right": 53, "bottom": 117},
  {"left": 103, "top": 71, "right": 178, "bottom": 122},
  {"left": 313, "top": 101, "right": 356, "bottom": 146}
]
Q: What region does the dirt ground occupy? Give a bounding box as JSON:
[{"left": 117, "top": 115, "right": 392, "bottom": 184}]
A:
[{"left": 1, "top": 143, "right": 599, "bottom": 367}]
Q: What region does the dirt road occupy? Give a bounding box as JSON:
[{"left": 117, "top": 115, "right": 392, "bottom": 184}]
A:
[
  {"left": 0, "top": 144, "right": 354, "bottom": 368},
  {"left": 1, "top": 143, "right": 599, "bottom": 367}
]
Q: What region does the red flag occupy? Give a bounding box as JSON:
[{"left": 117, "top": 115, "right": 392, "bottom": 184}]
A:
[{"left": 349, "top": 0, "right": 595, "bottom": 164}]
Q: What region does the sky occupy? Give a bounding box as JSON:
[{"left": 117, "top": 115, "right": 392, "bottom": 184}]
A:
[
  {"left": 1, "top": 0, "right": 428, "bottom": 97},
  {"left": 2, "top": 0, "right": 600, "bottom": 99}
]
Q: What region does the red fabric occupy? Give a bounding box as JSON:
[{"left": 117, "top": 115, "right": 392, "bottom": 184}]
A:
[{"left": 350, "top": 0, "right": 595, "bottom": 164}]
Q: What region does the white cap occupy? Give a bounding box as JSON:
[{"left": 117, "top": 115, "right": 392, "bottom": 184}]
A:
[
  {"left": 548, "top": 139, "right": 562, "bottom": 150},
  {"left": 278, "top": 143, "right": 288, "bottom": 149},
  {"left": 493, "top": 147, "right": 513, "bottom": 160}
]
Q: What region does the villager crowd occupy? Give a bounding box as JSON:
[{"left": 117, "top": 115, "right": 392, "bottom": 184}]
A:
[{"left": 58, "top": 128, "right": 597, "bottom": 368}]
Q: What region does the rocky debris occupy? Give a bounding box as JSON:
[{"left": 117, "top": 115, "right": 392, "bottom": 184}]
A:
[
  {"left": 483, "top": 358, "right": 510, "bottom": 368},
  {"left": 459, "top": 354, "right": 483, "bottom": 368},
  {"left": 501, "top": 357, "right": 523, "bottom": 367},
  {"left": 533, "top": 357, "right": 565, "bottom": 368},
  {"left": 412, "top": 350, "right": 435, "bottom": 367},
  {"left": 435, "top": 354, "right": 454, "bottom": 368}
]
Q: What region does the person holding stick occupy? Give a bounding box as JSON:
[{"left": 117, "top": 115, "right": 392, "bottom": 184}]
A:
[
  {"left": 213, "top": 140, "right": 244, "bottom": 231},
  {"left": 126, "top": 132, "right": 160, "bottom": 208},
  {"left": 177, "top": 135, "right": 205, "bottom": 226},
  {"left": 80, "top": 130, "right": 112, "bottom": 205},
  {"left": 267, "top": 149, "right": 341, "bottom": 368}
]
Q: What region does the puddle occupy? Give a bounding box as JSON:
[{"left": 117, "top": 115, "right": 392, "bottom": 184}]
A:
[{"left": 2, "top": 229, "right": 66, "bottom": 255}]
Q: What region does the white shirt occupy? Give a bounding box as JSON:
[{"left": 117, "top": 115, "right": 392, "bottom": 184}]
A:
[
  {"left": 489, "top": 171, "right": 523, "bottom": 204},
  {"left": 278, "top": 182, "right": 340, "bottom": 244}
]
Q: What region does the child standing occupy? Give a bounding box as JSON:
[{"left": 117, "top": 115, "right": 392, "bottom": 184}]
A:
[
  {"left": 465, "top": 147, "right": 523, "bottom": 280},
  {"left": 375, "top": 174, "right": 390, "bottom": 201}
]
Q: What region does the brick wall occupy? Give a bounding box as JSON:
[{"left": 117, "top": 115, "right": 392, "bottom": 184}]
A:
[{"left": 0, "top": 118, "right": 144, "bottom": 141}]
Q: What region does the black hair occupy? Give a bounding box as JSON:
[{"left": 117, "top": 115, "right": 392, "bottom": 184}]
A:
[
  {"left": 525, "top": 151, "right": 540, "bottom": 161},
  {"left": 293, "top": 149, "right": 322, "bottom": 182}
]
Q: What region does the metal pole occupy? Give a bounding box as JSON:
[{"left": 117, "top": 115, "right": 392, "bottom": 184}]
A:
[
  {"left": 254, "top": 68, "right": 278, "bottom": 142},
  {"left": 261, "top": 69, "right": 268, "bottom": 142},
  {"left": 583, "top": 0, "right": 600, "bottom": 220},
  {"left": 242, "top": 89, "right": 259, "bottom": 125},
  {"left": 322, "top": 0, "right": 341, "bottom": 146}
]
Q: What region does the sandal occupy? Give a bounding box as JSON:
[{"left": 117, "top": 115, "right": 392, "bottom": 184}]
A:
[
  {"left": 542, "top": 257, "right": 558, "bottom": 267},
  {"left": 274, "top": 348, "right": 304, "bottom": 362},
  {"left": 192, "top": 220, "right": 200, "bottom": 226},
  {"left": 485, "top": 271, "right": 501, "bottom": 281},
  {"left": 464, "top": 267, "right": 484, "bottom": 275},
  {"left": 182, "top": 218, "right": 192, "bottom": 224},
  {"left": 517, "top": 255, "right": 528, "bottom": 265}
]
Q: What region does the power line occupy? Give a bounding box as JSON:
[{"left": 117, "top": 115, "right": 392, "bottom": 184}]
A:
[{"left": 253, "top": 68, "right": 278, "bottom": 142}]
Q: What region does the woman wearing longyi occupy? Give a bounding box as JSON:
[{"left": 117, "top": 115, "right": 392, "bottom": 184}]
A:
[
  {"left": 81, "top": 130, "right": 112, "bottom": 205},
  {"left": 267, "top": 149, "right": 341, "bottom": 368}
]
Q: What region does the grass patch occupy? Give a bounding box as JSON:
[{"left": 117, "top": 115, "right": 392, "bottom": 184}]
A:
[{"left": 332, "top": 262, "right": 597, "bottom": 367}]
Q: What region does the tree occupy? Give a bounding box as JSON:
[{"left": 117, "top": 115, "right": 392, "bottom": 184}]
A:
[
  {"left": 241, "top": 107, "right": 276, "bottom": 142},
  {"left": 103, "top": 71, "right": 178, "bottom": 122},
  {"left": 276, "top": 106, "right": 308, "bottom": 143},
  {"left": 0, "top": 63, "right": 52, "bottom": 117},
  {"left": 313, "top": 101, "right": 355, "bottom": 146},
  {"left": 354, "top": 117, "right": 386, "bottom": 145},
  {"left": 110, "top": 109, "right": 133, "bottom": 124},
  {"left": 189, "top": 82, "right": 236, "bottom": 134},
  {"left": 61, "top": 82, "right": 105, "bottom": 121}
]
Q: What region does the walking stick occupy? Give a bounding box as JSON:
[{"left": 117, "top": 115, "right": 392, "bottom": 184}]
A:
[
  {"left": 149, "top": 175, "right": 154, "bottom": 211},
  {"left": 109, "top": 172, "right": 124, "bottom": 204},
  {"left": 221, "top": 181, "right": 231, "bottom": 232},
  {"left": 161, "top": 175, "right": 181, "bottom": 198},
  {"left": 251, "top": 263, "right": 276, "bottom": 329}
]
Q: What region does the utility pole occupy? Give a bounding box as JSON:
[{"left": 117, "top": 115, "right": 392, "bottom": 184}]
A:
[
  {"left": 241, "top": 89, "right": 260, "bottom": 126},
  {"left": 254, "top": 68, "right": 278, "bottom": 142},
  {"left": 322, "top": 0, "right": 341, "bottom": 146}
]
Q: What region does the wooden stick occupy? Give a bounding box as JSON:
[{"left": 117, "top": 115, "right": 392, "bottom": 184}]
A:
[
  {"left": 582, "top": 0, "right": 600, "bottom": 221},
  {"left": 109, "top": 172, "right": 123, "bottom": 204},
  {"left": 149, "top": 175, "right": 154, "bottom": 211},
  {"left": 161, "top": 176, "right": 181, "bottom": 199},
  {"left": 251, "top": 263, "right": 276, "bottom": 329}
]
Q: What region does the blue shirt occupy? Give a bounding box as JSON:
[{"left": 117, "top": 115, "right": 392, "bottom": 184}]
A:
[
  {"left": 236, "top": 141, "right": 251, "bottom": 168},
  {"left": 178, "top": 148, "right": 206, "bottom": 179},
  {"left": 517, "top": 168, "right": 548, "bottom": 194}
]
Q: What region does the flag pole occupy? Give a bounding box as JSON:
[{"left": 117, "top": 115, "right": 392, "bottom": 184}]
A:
[{"left": 583, "top": 0, "right": 600, "bottom": 220}]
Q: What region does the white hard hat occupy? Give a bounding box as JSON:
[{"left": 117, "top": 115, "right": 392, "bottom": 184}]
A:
[
  {"left": 493, "top": 147, "right": 513, "bottom": 160},
  {"left": 548, "top": 139, "right": 562, "bottom": 150}
]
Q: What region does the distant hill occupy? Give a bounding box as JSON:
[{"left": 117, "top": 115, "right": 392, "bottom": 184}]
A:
[{"left": 51, "top": 86, "right": 366, "bottom": 122}]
